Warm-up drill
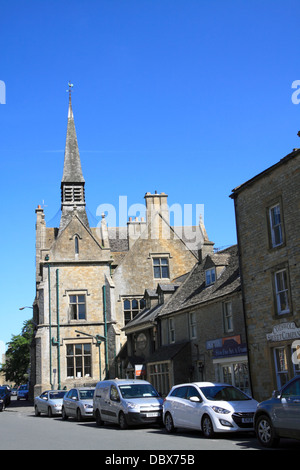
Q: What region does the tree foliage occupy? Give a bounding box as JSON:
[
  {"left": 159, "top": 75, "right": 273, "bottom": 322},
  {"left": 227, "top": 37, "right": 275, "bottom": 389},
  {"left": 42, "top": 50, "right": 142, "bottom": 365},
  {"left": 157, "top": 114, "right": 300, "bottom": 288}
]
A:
[{"left": 0, "top": 320, "right": 35, "bottom": 385}]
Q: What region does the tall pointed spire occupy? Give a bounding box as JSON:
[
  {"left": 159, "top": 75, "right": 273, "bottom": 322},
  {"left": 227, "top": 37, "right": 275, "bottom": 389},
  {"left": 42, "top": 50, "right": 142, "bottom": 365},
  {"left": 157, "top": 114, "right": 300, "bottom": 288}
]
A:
[
  {"left": 62, "top": 82, "right": 85, "bottom": 184},
  {"left": 59, "top": 83, "right": 90, "bottom": 232}
]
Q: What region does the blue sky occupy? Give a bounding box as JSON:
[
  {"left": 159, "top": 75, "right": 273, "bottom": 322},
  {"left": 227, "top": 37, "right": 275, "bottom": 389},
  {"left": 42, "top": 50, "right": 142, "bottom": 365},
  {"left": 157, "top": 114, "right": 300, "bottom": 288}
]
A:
[{"left": 1, "top": 0, "right": 300, "bottom": 352}]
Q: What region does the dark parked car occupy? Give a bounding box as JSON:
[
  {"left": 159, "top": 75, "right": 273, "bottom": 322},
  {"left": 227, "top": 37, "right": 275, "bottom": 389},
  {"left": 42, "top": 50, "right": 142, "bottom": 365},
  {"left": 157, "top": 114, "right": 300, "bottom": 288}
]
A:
[
  {"left": 17, "top": 384, "right": 29, "bottom": 400},
  {"left": 0, "top": 386, "right": 11, "bottom": 411},
  {"left": 255, "top": 376, "right": 300, "bottom": 447}
]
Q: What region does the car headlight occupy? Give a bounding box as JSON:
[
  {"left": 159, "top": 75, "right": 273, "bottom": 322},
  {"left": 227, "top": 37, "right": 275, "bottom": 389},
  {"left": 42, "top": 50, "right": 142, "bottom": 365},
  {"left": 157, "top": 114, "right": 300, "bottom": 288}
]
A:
[
  {"left": 127, "top": 402, "right": 139, "bottom": 410},
  {"left": 211, "top": 406, "right": 230, "bottom": 414},
  {"left": 84, "top": 404, "right": 93, "bottom": 409}
]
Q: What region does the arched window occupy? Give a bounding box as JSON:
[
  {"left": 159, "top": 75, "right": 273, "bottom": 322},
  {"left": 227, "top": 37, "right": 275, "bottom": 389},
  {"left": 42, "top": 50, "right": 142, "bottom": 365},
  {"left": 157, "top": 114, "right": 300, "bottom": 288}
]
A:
[{"left": 75, "top": 236, "right": 79, "bottom": 255}]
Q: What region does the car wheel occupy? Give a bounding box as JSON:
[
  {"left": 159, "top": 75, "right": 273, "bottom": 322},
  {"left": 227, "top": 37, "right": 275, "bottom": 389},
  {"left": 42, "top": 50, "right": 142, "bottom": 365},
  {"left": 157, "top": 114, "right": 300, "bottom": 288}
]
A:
[
  {"left": 164, "top": 412, "right": 176, "bottom": 433},
  {"left": 119, "top": 411, "right": 128, "bottom": 430},
  {"left": 61, "top": 407, "right": 68, "bottom": 420},
  {"left": 95, "top": 409, "right": 103, "bottom": 426},
  {"left": 34, "top": 405, "right": 40, "bottom": 417},
  {"left": 76, "top": 408, "right": 82, "bottom": 422},
  {"left": 48, "top": 406, "right": 53, "bottom": 418},
  {"left": 202, "top": 414, "right": 214, "bottom": 438},
  {"left": 256, "top": 414, "right": 280, "bottom": 448}
]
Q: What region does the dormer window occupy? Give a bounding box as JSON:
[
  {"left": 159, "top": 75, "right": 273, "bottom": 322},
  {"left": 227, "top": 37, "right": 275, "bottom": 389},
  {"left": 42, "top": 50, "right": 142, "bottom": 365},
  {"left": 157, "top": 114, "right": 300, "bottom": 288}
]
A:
[{"left": 205, "top": 267, "right": 216, "bottom": 286}]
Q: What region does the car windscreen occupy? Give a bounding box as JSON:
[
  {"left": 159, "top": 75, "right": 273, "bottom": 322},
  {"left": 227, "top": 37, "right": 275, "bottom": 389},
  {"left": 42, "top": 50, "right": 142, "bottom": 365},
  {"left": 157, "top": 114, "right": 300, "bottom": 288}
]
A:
[
  {"left": 200, "top": 385, "right": 251, "bottom": 401},
  {"left": 79, "top": 389, "right": 95, "bottom": 399},
  {"left": 49, "top": 391, "right": 66, "bottom": 399},
  {"left": 119, "top": 384, "right": 159, "bottom": 399}
]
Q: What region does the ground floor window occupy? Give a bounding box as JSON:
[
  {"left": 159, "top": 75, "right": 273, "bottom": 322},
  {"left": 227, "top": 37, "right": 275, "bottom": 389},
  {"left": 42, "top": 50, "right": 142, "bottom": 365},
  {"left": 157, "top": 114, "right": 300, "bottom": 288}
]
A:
[
  {"left": 214, "top": 358, "right": 250, "bottom": 395},
  {"left": 149, "top": 362, "right": 170, "bottom": 397},
  {"left": 66, "top": 343, "right": 92, "bottom": 379},
  {"left": 273, "top": 343, "right": 300, "bottom": 389}
]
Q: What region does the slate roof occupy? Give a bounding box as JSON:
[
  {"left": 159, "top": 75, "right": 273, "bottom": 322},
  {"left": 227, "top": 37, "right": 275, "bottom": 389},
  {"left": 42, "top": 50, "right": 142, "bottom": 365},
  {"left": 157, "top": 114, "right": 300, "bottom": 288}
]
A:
[
  {"left": 61, "top": 97, "right": 85, "bottom": 183},
  {"left": 158, "top": 244, "right": 240, "bottom": 317}
]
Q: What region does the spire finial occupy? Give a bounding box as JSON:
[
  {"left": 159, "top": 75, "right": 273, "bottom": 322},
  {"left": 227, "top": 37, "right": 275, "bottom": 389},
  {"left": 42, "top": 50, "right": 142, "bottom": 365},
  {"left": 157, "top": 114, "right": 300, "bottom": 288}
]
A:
[{"left": 67, "top": 81, "right": 74, "bottom": 118}]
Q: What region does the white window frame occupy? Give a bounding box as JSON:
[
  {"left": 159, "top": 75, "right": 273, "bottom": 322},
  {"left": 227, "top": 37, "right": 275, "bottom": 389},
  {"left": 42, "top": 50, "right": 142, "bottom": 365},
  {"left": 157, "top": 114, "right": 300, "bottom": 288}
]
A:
[
  {"left": 274, "top": 269, "right": 290, "bottom": 315},
  {"left": 168, "top": 318, "right": 175, "bottom": 343},
  {"left": 223, "top": 301, "right": 234, "bottom": 333},
  {"left": 189, "top": 312, "right": 197, "bottom": 339},
  {"left": 205, "top": 267, "right": 216, "bottom": 286},
  {"left": 269, "top": 203, "right": 283, "bottom": 248}
]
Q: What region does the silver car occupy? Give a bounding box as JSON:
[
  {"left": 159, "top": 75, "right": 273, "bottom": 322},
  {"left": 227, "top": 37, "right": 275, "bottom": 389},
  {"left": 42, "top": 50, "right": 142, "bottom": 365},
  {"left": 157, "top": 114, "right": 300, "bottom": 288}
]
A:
[
  {"left": 255, "top": 376, "right": 300, "bottom": 447},
  {"left": 34, "top": 390, "right": 66, "bottom": 417},
  {"left": 62, "top": 387, "right": 95, "bottom": 421}
]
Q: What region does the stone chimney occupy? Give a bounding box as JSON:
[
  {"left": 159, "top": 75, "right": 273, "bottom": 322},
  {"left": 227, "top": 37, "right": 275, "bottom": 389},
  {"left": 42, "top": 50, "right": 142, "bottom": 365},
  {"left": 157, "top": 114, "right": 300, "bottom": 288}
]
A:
[
  {"left": 144, "top": 191, "right": 170, "bottom": 240},
  {"left": 35, "top": 205, "right": 46, "bottom": 281},
  {"left": 127, "top": 216, "right": 146, "bottom": 249}
]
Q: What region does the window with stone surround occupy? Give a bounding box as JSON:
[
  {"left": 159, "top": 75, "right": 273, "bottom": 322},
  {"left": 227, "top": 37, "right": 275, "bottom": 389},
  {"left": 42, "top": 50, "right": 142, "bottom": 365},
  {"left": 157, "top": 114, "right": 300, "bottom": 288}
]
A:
[
  {"left": 123, "top": 297, "right": 146, "bottom": 325},
  {"left": 274, "top": 269, "right": 290, "bottom": 315},
  {"left": 153, "top": 257, "right": 170, "bottom": 279},
  {"left": 269, "top": 203, "right": 283, "bottom": 248},
  {"left": 66, "top": 343, "right": 92, "bottom": 379},
  {"left": 223, "top": 301, "right": 234, "bottom": 333},
  {"left": 69, "top": 294, "right": 86, "bottom": 320}
]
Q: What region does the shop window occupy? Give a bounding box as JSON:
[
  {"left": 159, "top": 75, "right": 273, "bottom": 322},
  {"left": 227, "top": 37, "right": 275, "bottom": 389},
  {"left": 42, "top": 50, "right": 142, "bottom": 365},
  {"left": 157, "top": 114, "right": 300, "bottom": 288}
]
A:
[{"left": 274, "top": 347, "right": 289, "bottom": 389}]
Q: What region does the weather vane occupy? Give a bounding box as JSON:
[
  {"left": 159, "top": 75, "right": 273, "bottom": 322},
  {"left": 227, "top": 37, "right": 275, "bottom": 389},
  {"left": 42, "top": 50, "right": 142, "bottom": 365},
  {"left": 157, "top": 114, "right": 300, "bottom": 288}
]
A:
[{"left": 67, "top": 81, "right": 74, "bottom": 96}]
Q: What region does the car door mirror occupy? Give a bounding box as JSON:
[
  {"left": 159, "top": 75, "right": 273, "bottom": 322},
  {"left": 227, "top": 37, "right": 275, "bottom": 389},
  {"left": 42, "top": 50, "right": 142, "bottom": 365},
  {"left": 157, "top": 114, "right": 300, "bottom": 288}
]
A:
[
  {"left": 272, "top": 390, "right": 280, "bottom": 399},
  {"left": 189, "top": 396, "right": 201, "bottom": 403}
]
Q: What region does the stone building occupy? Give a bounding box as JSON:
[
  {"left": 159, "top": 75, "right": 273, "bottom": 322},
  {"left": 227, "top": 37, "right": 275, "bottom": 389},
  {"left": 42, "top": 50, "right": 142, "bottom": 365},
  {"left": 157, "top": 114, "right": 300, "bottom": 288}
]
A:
[
  {"left": 122, "top": 241, "right": 249, "bottom": 397},
  {"left": 32, "top": 91, "right": 203, "bottom": 396},
  {"left": 231, "top": 148, "right": 300, "bottom": 401}
]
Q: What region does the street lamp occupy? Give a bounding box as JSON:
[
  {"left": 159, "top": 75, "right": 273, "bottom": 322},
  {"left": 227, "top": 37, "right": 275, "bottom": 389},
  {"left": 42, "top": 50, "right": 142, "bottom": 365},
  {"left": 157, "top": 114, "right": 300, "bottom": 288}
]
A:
[{"left": 75, "top": 330, "right": 107, "bottom": 380}]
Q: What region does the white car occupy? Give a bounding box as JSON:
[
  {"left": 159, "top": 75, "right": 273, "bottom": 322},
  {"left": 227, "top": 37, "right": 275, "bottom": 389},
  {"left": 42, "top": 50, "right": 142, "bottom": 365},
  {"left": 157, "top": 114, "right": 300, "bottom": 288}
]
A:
[{"left": 163, "top": 382, "right": 258, "bottom": 437}]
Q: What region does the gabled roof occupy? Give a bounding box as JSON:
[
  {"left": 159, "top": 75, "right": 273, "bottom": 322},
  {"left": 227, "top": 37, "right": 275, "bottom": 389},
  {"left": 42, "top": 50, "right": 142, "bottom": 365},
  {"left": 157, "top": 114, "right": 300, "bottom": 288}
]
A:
[
  {"left": 230, "top": 148, "right": 300, "bottom": 198},
  {"left": 158, "top": 245, "right": 240, "bottom": 317}
]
